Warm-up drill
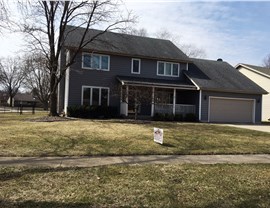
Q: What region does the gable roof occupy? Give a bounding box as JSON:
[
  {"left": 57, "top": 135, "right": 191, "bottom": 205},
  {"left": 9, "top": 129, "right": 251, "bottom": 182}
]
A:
[
  {"left": 64, "top": 25, "right": 190, "bottom": 62},
  {"left": 236, "top": 63, "right": 270, "bottom": 77},
  {"left": 185, "top": 58, "right": 267, "bottom": 94}
]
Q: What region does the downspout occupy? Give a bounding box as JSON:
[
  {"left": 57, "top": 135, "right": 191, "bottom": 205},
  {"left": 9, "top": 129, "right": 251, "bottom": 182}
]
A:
[{"left": 64, "top": 50, "right": 70, "bottom": 115}]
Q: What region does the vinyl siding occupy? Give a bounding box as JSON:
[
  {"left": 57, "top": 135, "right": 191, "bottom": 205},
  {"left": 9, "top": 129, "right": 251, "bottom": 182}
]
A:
[
  {"left": 201, "top": 91, "right": 262, "bottom": 123},
  {"left": 65, "top": 51, "right": 189, "bottom": 110},
  {"left": 238, "top": 66, "right": 270, "bottom": 121}
]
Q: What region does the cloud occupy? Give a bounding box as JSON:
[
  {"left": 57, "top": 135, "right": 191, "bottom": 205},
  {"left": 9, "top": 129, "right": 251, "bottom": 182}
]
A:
[{"left": 124, "top": 1, "right": 270, "bottom": 66}]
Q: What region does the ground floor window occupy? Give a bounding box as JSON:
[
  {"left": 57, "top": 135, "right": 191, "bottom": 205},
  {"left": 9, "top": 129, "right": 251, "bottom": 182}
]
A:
[{"left": 82, "top": 86, "right": 109, "bottom": 106}]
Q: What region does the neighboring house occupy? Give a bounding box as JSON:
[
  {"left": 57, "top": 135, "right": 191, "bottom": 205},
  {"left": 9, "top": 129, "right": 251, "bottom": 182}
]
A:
[
  {"left": 7, "top": 93, "right": 36, "bottom": 107},
  {"left": 58, "top": 26, "right": 267, "bottom": 123},
  {"left": 236, "top": 64, "right": 270, "bottom": 121},
  {"left": 0, "top": 91, "right": 8, "bottom": 106}
]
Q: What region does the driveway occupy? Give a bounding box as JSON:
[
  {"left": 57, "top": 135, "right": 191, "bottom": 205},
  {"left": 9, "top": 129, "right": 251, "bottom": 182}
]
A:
[{"left": 226, "top": 124, "right": 270, "bottom": 133}]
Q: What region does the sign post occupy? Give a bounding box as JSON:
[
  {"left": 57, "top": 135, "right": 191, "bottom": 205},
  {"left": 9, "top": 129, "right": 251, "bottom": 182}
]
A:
[{"left": 154, "top": 128, "right": 163, "bottom": 144}]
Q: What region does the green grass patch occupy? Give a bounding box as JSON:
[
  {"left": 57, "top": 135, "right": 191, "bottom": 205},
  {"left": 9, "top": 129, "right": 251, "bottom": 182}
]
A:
[
  {"left": 0, "top": 164, "right": 269, "bottom": 207},
  {"left": 0, "top": 113, "right": 270, "bottom": 156}
]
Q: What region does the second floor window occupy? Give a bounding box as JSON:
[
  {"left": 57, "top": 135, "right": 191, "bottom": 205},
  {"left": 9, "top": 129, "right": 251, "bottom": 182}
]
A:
[
  {"left": 157, "top": 61, "right": 179, "bottom": 77},
  {"left": 131, "top": 58, "right": 141, "bottom": 74},
  {"left": 82, "top": 53, "right": 110, "bottom": 71}
]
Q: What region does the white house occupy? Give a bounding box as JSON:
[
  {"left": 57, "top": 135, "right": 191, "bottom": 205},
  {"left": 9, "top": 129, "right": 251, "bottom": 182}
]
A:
[{"left": 236, "top": 64, "right": 270, "bottom": 121}]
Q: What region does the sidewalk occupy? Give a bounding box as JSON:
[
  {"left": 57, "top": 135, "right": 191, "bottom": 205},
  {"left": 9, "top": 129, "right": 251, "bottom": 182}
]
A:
[{"left": 0, "top": 154, "right": 269, "bottom": 167}]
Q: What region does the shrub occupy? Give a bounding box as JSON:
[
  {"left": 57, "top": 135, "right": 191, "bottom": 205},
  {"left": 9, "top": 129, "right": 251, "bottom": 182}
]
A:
[
  {"left": 174, "top": 114, "right": 183, "bottom": 121},
  {"left": 67, "top": 105, "right": 118, "bottom": 119},
  {"left": 153, "top": 113, "right": 165, "bottom": 121},
  {"left": 184, "top": 113, "right": 197, "bottom": 122},
  {"left": 165, "top": 113, "right": 174, "bottom": 121}
]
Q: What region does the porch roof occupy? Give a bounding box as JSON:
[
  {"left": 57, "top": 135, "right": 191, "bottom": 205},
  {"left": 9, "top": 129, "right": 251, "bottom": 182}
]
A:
[{"left": 116, "top": 76, "right": 197, "bottom": 90}]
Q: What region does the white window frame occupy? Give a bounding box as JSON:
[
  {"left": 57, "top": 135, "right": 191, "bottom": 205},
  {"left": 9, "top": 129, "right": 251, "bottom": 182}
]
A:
[
  {"left": 157, "top": 61, "right": 179, "bottom": 77},
  {"left": 81, "top": 86, "right": 110, "bottom": 106},
  {"left": 82, "top": 52, "right": 110, "bottom": 71},
  {"left": 131, "top": 58, "right": 141, "bottom": 74}
]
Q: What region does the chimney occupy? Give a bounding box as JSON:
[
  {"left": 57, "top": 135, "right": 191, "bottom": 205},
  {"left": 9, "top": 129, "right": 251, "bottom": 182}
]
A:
[{"left": 217, "top": 58, "right": 223, "bottom": 62}]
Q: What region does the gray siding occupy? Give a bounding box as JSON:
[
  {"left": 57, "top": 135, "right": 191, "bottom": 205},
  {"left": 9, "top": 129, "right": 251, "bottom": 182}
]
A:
[
  {"left": 66, "top": 51, "right": 189, "bottom": 109},
  {"left": 201, "top": 91, "right": 262, "bottom": 123}
]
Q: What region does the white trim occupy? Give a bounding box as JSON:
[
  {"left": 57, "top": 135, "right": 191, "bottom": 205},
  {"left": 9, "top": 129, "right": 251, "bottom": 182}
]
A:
[
  {"left": 173, "top": 88, "right": 176, "bottom": 115},
  {"left": 184, "top": 74, "right": 200, "bottom": 90},
  {"left": 186, "top": 62, "right": 189, "bottom": 71},
  {"left": 131, "top": 58, "right": 141, "bottom": 74},
  {"left": 157, "top": 61, "right": 180, "bottom": 77},
  {"left": 151, "top": 87, "right": 155, "bottom": 117},
  {"left": 81, "top": 85, "right": 110, "bottom": 106},
  {"left": 199, "top": 90, "right": 202, "bottom": 121},
  {"left": 82, "top": 52, "right": 110, "bottom": 71},
  {"left": 64, "top": 50, "right": 70, "bottom": 114},
  {"left": 236, "top": 64, "right": 270, "bottom": 79},
  {"left": 208, "top": 96, "right": 256, "bottom": 123},
  {"left": 123, "top": 83, "right": 196, "bottom": 90},
  {"left": 126, "top": 85, "right": 129, "bottom": 116}
]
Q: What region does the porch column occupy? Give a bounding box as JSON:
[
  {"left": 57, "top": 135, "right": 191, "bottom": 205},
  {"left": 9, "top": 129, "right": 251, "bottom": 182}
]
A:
[
  {"left": 173, "top": 88, "right": 176, "bottom": 115},
  {"left": 120, "top": 85, "right": 128, "bottom": 116},
  {"left": 151, "top": 87, "right": 155, "bottom": 117},
  {"left": 125, "top": 85, "right": 129, "bottom": 116}
]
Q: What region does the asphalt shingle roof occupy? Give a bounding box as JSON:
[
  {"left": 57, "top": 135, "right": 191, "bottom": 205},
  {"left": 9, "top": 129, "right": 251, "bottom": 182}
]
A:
[
  {"left": 117, "top": 75, "right": 196, "bottom": 90},
  {"left": 186, "top": 58, "right": 267, "bottom": 94},
  {"left": 238, "top": 63, "right": 270, "bottom": 76},
  {"left": 64, "top": 25, "right": 190, "bottom": 62}
]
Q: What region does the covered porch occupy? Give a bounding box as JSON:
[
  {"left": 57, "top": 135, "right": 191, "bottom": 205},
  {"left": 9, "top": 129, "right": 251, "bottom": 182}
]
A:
[{"left": 117, "top": 76, "right": 198, "bottom": 117}]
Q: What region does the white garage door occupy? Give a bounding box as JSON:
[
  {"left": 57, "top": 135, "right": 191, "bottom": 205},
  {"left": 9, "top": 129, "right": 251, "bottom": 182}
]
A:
[{"left": 209, "top": 97, "right": 255, "bottom": 123}]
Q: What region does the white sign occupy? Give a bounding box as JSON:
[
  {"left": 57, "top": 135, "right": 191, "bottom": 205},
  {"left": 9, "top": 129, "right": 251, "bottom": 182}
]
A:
[{"left": 154, "top": 128, "right": 163, "bottom": 144}]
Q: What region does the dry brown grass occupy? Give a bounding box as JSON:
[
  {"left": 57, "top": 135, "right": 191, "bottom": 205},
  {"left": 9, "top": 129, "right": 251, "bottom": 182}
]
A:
[{"left": 0, "top": 113, "right": 270, "bottom": 156}]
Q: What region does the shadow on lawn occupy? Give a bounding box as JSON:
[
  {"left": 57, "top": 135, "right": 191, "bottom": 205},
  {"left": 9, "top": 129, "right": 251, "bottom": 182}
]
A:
[
  {"left": 0, "top": 167, "right": 82, "bottom": 182},
  {"left": 0, "top": 200, "right": 93, "bottom": 208},
  {"left": 0, "top": 187, "right": 269, "bottom": 208},
  {"left": 40, "top": 136, "right": 78, "bottom": 156}
]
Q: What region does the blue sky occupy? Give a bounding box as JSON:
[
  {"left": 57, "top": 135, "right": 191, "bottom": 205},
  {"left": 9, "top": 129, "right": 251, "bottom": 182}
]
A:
[
  {"left": 124, "top": 0, "right": 270, "bottom": 66},
  {"left": 1, "top": 1, "right": 270, "bottom": 66}
]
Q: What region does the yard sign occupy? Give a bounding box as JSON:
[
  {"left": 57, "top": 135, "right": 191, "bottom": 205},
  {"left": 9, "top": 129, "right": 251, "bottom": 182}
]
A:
[{"left": 154, "top": 128, "right": 163, "bottom": 144}]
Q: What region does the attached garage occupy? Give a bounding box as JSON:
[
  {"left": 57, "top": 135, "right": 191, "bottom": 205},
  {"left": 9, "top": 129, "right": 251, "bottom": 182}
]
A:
[{"left": 209, "top": 97, "right": 255, "bottom": 123}]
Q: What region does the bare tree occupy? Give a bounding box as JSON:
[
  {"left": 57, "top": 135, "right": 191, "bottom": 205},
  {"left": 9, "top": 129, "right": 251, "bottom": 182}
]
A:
[
  {"left": 129, "top": 27, "right": 207, "bottom": 58},
  {"left": 123, "top": 27, "right": 148, "bottom": 37},
  {"left": 120, "top": 85, "right": 152, "bottom": 120},
  {"left": 18, "top": 0, "right": 134, "bottom": 116},
  {"left": 180, "top": 44, "right": 206, "bottom": 59},
  {"left": 156, "top": 28, "right": 207, "bottom": 58},
  {"left": 0, "top": 0, "right": 9, "bottom": 32},
  {"left": 24, "top": 54, "right": 50, "bottom": 110},
  {"left": 0, "top": 57, "right": 26, "bottom": 107},
  {"left": 263, "top": 54, "right": 270, "bottom": 69}
]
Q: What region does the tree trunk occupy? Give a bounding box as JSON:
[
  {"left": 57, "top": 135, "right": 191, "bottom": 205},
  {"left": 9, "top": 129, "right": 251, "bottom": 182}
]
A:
[
  {"left": 50, "top": 91, "right": 58, "bottom": 116},
  {"left": 49, "top": 66, "right": 58, "bottom": 116},
  {"left": 42, "top": 100, "right": 49, "bottom": 111}
]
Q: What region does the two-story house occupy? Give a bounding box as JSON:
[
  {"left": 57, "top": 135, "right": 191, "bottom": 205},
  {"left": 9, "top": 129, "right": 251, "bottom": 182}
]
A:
[{"left": 58, "top": 26, "right": 267, "bottom": 123}]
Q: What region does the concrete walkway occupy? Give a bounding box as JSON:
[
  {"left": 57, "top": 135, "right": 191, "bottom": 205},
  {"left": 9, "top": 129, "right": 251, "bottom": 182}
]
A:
[
  {"left": 225, "top": 124, "right": 270, "bottom": 133},
  {"left": 0, "top": 155, "right": 269, "bottom": 167}
]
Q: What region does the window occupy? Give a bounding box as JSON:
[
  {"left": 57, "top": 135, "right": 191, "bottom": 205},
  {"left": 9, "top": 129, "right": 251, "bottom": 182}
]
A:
[
  {"left": 82, "top": 86, "right": 109, "bottom": 106},
  {"left": 82, "top": 53, "right": 110, "bottom": 71},
  {"left": 131, "top": 58, "right": 141, "bottom": 74},
  {"left": 157, "top": 61, "right": 179, "bottom": 77}
]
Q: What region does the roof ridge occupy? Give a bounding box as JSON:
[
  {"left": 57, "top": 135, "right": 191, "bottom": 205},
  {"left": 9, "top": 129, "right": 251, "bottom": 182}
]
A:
[{"left": 66, "top": 25, "right": 173, "bottom": 43}]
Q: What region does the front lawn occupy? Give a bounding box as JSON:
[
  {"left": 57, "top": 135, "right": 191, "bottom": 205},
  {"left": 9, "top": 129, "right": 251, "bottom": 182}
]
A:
[
  {"left": 0, "top": 113, "right": 270, "bottom": 156},
  {"left": 0, "top": 164, "right": 269, "bottom": 207}
]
